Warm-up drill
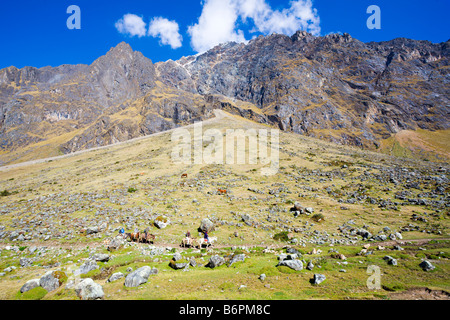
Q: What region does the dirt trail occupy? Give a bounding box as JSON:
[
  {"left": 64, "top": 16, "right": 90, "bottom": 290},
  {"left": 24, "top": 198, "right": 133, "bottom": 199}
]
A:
[
  {"left": 2, "top": 237, "right": 448, "bottom": 251},
  {"left": 0, "top": 109, "right": 230, "bottom": 172}
]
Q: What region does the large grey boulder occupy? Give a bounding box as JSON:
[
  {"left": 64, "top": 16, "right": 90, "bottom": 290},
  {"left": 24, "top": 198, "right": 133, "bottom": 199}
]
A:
[
  {"left": 311, "top": 274, "right": 326, "bottom": 285},
  {"left": 357, "top": 229, "right": 372, "bottom": 240},
  {"left": 169, "top": 261, "right": 188, "bottom": 270},
  {"left": 124, "top": 266, "right": 158, "bottom": 287},
  {"left": 206, "top": 255, "right": 225, "bottom": 268},
  {"left": 107, "top": 236, "right": 126, "bottom": 251},
  {"left": 199, "top": 218, "right": 214, "bottom": 233},
  {"left": 92, "top": 253, "right": 110, "bottom": 262},
  {"left": 20, "top": 258, "right": 34, "bottom": 268},
  {"left": 74, "top": 260, "right": 99, "bottom": 276},
  {"left": 20, "top": 279, "right": 40, "bottom": 293},
  {"left": 154, "top": 216, "right": 169, "bottom": 229},
  {"left": 277, "top": 259, "right": 303, "bottom": 271},
  {"left": 173, "top": 253, "right": 182, "bottom": 261},
  {"left": 39, "top": 270, "right": 66, "bottom": 292},
  {"left": 75, "top": 278, "right": 104, "bottom": 300},
  {"left": 86, "top": 226, "right": 99, "bottom": 235},
  {"left": 419, "top": 260, "right": 435, "bottom": 272},
  {"left": 107, "top": 272, "right": 124, "bottom": 283},
  {"left": 383, "top": 255, "right": 398, "bottom": 266},
  {"left": 228, "top": 254, "right": 246, "bottom": 267}
]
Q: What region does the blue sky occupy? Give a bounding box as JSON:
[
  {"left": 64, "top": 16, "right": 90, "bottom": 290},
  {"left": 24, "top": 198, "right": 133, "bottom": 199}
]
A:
[{"left": 0, "top": 0, "right": 448, "bottom": 69}]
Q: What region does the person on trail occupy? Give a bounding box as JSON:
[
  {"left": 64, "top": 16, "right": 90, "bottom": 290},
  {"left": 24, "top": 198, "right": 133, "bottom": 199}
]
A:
[
  {"left": 204, "top": 230, "right": 209, "bottom": 243},
  {"left": 184, "top": 231, "right": 191, "bottom": 246},
  {"left": 119, "top": 227, "right": 125, "bottom": 234}
]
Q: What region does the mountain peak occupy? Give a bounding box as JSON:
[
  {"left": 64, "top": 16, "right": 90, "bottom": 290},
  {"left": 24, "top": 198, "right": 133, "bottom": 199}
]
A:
[{"left": 108, "top": 42, "right": 133, "bottom": 54}]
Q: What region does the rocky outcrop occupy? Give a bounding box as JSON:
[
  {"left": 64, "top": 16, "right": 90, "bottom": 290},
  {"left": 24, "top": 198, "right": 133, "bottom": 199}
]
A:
[{"left": 1, "top": 33, "right": 448, "bottom": 165}]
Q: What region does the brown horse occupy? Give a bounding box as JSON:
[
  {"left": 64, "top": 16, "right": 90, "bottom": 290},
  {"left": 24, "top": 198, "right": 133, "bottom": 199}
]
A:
[
  {"left": 217, "top": 189, "right": 227, "bottom": 195},
  {"left": 125, "top": 232, "right": 140, "bottom": 242},
  {"left": 181, "top": 173, "right": 188, "bottom": 178},
  {"left": 140, "top": 232, "right": 156, "bottom": 244}
]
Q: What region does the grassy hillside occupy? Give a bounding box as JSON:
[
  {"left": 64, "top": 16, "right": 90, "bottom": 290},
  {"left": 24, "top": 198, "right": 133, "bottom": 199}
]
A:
[{"left": 0, "top": 111, "right": 448, "bottom": 300}]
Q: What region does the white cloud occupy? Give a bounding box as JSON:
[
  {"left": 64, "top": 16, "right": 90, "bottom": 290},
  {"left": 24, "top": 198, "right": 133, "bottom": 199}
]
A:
[
  {"left": 115, "top": 14, "right": 147, "bottom": 37},
  {"left": 148, "top": 17, "right": 183, "bottom": 49},
  {"left": 188, "top": 0, "right": 321, "bottom": 53},
  {"left": 188, "top": 0, "right": 246, "bottom": 53}
]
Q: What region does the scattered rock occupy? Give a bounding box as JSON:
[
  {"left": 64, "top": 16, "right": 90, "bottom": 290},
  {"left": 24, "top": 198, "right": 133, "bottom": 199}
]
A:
[
  {"left": 92, "top": 253, "right": 110, "bottom": 262},
  {"left": 277, "top": 259, "right": 303, "bottom": 271},
  {"left": 206, "top": 255, "right": 225, "bottom": 268},
  {"left": 383, "top": 255, "right": 398, "bottom": 266},
  {"left": 199, "top": 218, "right": 215, "bottom": 233},
  {"left": 311, "top": 274, "right": 326, "bottom": 285},
  {"left": 86, "top": 226, "right": 99, "bottom": 235},
  {"left": 228, "top": 254, "right": 246, "bottom": 267},
  {"left": 124, "top": 266, "right": 158, "bottom": 287},
  {"left": 75, "top": 278, "right": 104, "bottom": 300},
  {"left": 39, "top": 270, "right": 66, "bottom": 292},
  {"left": 419, "top": 260, "right": 435, "bottom": 272},
  {"left": 107, "top": 272, "right": 124, "bottom": 283},
  {"left": 74, "top": 260, "right": 99, "bottom": 276},
  {"left": 20, "top": 279, "right": 40, "bottom": 293}
]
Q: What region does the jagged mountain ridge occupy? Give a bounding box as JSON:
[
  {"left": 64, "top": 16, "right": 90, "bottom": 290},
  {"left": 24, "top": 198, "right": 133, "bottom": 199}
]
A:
[{"left": 0, "top": 31, "right": 449, "bottom": 165}]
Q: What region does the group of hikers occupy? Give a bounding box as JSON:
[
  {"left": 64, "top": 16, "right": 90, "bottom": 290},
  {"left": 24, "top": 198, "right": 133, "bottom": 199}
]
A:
[
  {"left": 183, "top": 230, "right": 210, "bottom": 247},
  {"left": 118, "top": 227, "right": 211, "bottom": 247}
]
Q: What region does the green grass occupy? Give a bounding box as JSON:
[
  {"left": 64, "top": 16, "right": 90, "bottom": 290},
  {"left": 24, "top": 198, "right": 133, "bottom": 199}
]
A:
[{"left": 15, "top": 287, "right": 48, "bottom": 300}]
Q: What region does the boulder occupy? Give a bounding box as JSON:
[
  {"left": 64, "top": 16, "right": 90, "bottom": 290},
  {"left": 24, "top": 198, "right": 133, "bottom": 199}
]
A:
[
  {"left": 206, "top": 255, "right": 225, "bottom": 268},
  {"left": 74, "top": 260, "right": 99, "bottom": 276},
  {"left": 228, "top": 254, "right": 246, "bottom": 267},
  {"left": 92, "top": 253, "right": 110, "bottom": 262},
  {"left": 357, "top": 229, "right": 372, "bottom": 240},
  {"left": 419, "top": 260, "right": 435, "bottom": 272},
  {"left": 311, "top": 274, "right": 326, "bottom": 285},
  {"left": 277, "top": 259, "right": 303, "bottom": 271},
  {"left": 291, "top": 202, "right": 304, "bottom": 212},
  {"left": 286, "top": 247, "right": 301, "bottom": 256},
  {"left": 39, "top": 270, "right": 66, "bottom": 292},
  {"left": 107, "top": 272, "right": 124, "bottom": 283},
  {"left": 124, "top": 266, "right": 158, "bottom": 287},
  {"left": 173, "top": 253, "right": 182, "bottom": 261},
  {"left": 154, "top": 216, "right": 169, "bottom": 229},
  {"left": 383, "top": 255, "right": 398, "bottom": 266},
  {"left": 20, "top": 279, "right": 40, "bottom": 293},
  {"left": 107, "top": 236, "right": 126, "bottom": 251},
  {"left": 169, "top": 260, "right": 188, "bottom": 270},
  {"left": 74, "top": 278, "right": 104, "bottom": 300},
  {"left": 20, "top": 258, "right": 33, "bottom": 268},
  {"left": 199, "top": 218, "right": 214, "bottom": 233},
  {"left": 86, "top": 226, "right": 99, "bottom": 235}
]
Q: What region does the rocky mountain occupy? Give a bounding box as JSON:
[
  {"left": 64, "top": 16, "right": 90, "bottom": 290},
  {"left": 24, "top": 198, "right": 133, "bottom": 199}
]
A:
[{"left": 0, "top": 32, "right": 449, "bottom": 165}]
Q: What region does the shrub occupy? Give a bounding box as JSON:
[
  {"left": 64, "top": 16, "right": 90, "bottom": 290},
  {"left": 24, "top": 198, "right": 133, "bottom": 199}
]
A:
[
  {"left": 311, "top": 213, "right": 325, "bottom": 222},
  {"left": 0, "top": 190, "right": 11, "bottom": 197},
  {"left": 273, "top": 231, "right": 290, "bottom": 242},
  {"left": 127, "top": 187, "right": 137, "bottom": 193}
]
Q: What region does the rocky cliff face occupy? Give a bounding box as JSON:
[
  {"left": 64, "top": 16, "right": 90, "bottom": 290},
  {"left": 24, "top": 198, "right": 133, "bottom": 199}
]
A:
[
  {"left": 0, "top": 33, "right": 449, "bottom": 165},
  {"left": 157, "top": 31, "right": 449, "bottom": 148}
]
